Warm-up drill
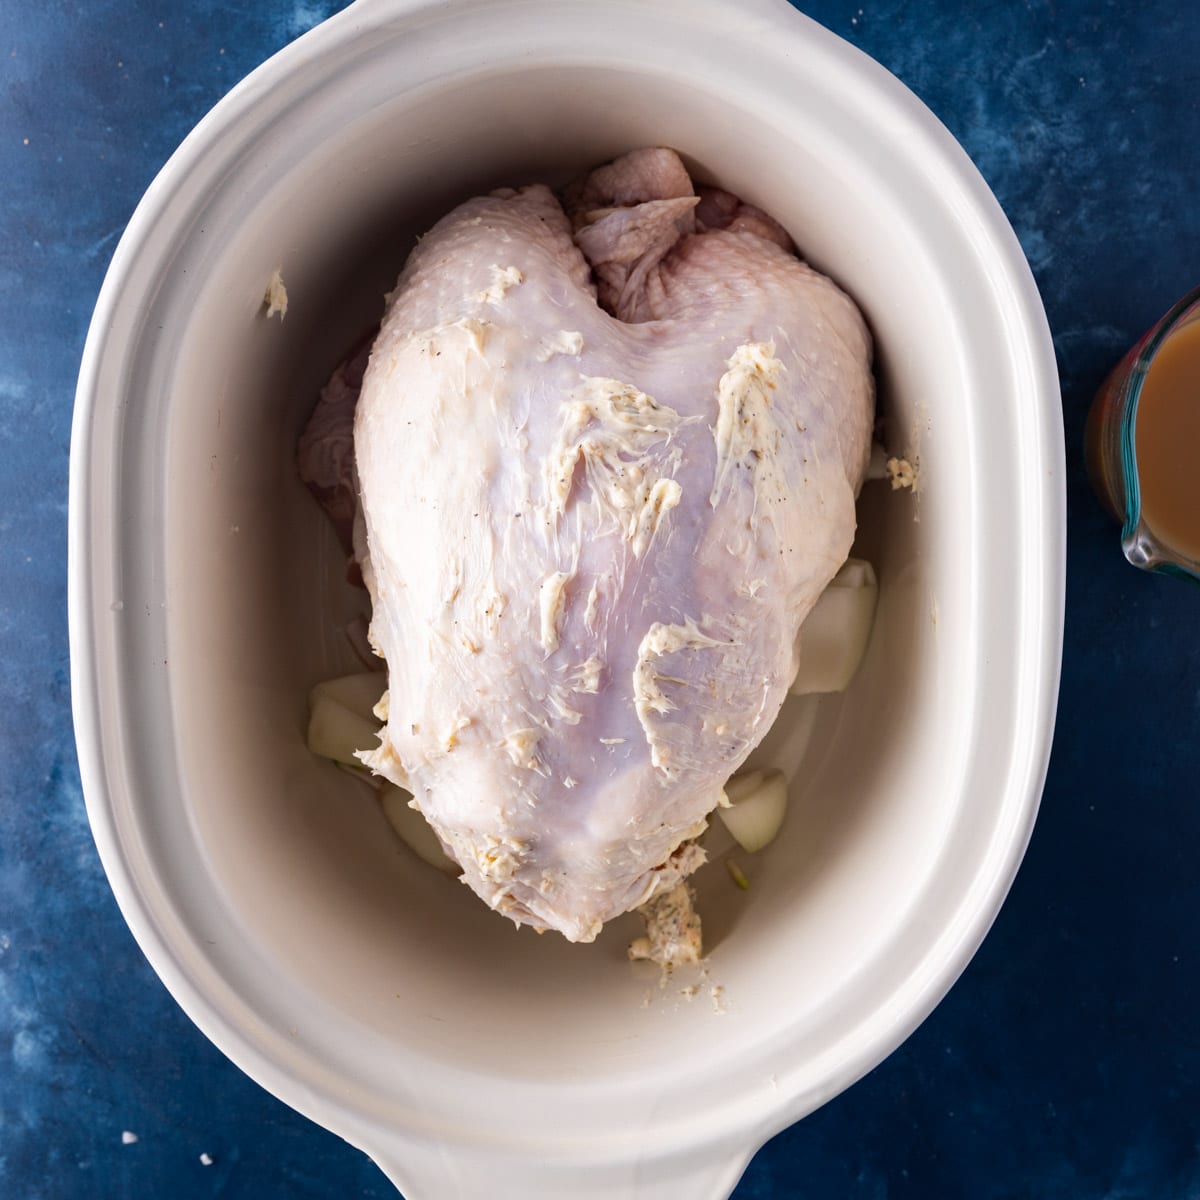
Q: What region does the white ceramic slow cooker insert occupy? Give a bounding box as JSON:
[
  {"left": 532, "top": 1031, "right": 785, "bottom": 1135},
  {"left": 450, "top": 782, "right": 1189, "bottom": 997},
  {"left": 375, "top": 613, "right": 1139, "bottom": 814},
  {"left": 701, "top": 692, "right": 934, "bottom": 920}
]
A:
[{"left": 69, "top": 0, "right": 1064, "bottom": 1195}]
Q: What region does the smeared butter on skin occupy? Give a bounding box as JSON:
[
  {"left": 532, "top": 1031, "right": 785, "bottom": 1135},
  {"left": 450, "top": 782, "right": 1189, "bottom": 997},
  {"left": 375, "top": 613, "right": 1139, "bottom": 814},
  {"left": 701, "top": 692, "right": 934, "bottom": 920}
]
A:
[
  {"left": 440, "top": 714, "right": 471, "bottom": 752},
  {"left": 583, "top": 580, "right": 603, "bottom": 633},
  {"left": 406, "top": 318, "right": 492, "bottom": 364},
  {"left": 629, "top": 477, "right": 683, "bottom": 558},
  {"left": 570, "top": 655, "right": 603, "bottom": 694},
  {"left": 538, "top": 570, "right": 573, "bottom": 653},
  {"left": 434, "top": 825, "right": 532, "bottom": 898},
  {"left": 458, "top": 317, "right": 491, "bottom": 354},
  {"left": 544, "top": 378, "right": 696, "bottom": 544},
  {"left": 480, "top": 589, "right": 507, "bottom": 638},
  {"left": 477, "top": 834, "right": 528, "bottom": 883},
  {"left": 633, "top": 620, "right": 730, "bottom": 779},
  {"left": 709, "top": 342, "right": 789, "bottom": 528},
  {"left": 504, "top": 728, "right": 541, "bottom": 770},
  {"left": 536, "top": 330, "right": 585, "bottom": 361},
  {"left": 478, "top": 264, "right": 524, "bottom": 305}
]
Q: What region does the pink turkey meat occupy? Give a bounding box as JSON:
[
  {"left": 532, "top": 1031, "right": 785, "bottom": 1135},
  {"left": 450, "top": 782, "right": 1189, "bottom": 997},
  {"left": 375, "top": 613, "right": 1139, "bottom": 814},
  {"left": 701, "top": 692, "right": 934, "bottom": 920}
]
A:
[{"left": 299, "top": 148, "right": 874, "bottom": 944}]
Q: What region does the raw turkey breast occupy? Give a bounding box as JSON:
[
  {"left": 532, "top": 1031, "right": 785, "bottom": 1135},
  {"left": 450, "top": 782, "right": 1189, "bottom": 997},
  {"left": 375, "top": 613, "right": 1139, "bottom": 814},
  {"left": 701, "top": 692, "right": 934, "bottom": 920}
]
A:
[{"left": 333, "top": 149, "right": 873, "bottom": 942}]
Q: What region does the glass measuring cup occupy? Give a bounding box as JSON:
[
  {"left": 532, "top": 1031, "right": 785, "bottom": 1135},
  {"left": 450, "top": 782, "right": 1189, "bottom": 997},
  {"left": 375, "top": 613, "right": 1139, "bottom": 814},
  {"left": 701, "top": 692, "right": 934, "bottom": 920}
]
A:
[{"left": 1085, "top": 285, "right": 1200, "bottom": 583}]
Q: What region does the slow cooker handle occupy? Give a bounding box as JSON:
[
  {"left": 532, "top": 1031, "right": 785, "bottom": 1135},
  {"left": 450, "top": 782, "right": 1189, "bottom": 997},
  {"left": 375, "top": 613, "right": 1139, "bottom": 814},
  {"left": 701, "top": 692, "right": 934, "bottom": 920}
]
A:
[{"left": 366, "top": 1141, "right": 753, "bottom": 1199}]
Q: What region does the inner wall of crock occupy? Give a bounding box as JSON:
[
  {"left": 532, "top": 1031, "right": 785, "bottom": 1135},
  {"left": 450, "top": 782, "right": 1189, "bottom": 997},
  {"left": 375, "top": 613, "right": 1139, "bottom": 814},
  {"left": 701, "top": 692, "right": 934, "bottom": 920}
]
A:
[{"left": 161, "top": 60, "right": 977, "bottom": 1103}]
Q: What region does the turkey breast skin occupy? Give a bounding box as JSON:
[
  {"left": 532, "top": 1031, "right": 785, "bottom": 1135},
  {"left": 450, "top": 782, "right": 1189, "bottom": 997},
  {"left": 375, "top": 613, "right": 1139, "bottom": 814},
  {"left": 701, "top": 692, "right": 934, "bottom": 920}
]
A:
[{"left": 340, "top": 149, "right": 874, "bottom": 943}]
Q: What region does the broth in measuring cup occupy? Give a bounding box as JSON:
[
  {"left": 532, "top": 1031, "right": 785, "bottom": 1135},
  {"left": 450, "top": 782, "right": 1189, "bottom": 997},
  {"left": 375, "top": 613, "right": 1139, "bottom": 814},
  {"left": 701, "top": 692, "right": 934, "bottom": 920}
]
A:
[
  {"left": 1134, "top": 315, "right": 1200, "bottom": 564},
  {"left": 1086, "top": 286, "right": 1200, "bottom": 582}
]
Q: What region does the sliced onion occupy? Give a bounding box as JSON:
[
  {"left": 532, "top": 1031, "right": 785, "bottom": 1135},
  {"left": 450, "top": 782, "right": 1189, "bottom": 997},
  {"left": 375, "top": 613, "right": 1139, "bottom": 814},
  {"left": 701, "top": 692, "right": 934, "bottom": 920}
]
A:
[
  {"left": 380, "top": 784, "right": 459, "bottom": 875},
  {"left": 723, "top": 769, "right": 765, "bottom": 805},
  {"left": 310, "top": 671, "right": 387, "bottom": 723},
  {"left": 717, "top": 768, "right": 789, "bottom": 853},
  {"left": 790, "top": 558, "right": 878, "bottom": 695},
  {"left": 306, "top": 692, "right": 381, "bottom": 768}
]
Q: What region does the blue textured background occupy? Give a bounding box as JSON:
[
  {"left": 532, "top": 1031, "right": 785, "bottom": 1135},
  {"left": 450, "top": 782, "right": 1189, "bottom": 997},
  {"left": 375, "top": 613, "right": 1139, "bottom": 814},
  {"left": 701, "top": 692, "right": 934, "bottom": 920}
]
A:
[{"left": 3, "top": 1, "right": 1199, "bottom": 1196}]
